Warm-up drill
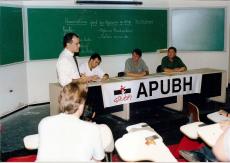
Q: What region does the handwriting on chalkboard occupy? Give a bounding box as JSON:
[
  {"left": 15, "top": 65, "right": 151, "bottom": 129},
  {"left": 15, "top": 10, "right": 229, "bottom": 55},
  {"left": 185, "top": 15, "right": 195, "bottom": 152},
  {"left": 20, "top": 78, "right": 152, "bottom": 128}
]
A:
[
  {"left": 63, "top": 18, "right": 143, "bottom": 40},
  {"left": 28, "top": 8, "right": 167, "bottom": 58},
  {"left": 63, "top": 18, "right": 136, "bottom": 53},
  {"left": 61, "top": 13, "right": 166, "bottom": 55}
]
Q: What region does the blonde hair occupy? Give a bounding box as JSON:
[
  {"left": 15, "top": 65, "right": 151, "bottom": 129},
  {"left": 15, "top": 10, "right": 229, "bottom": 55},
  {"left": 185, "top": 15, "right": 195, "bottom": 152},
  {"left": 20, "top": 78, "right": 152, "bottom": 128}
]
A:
[{"left": 58, "top": 81, "right": 87, "bottom": 114}]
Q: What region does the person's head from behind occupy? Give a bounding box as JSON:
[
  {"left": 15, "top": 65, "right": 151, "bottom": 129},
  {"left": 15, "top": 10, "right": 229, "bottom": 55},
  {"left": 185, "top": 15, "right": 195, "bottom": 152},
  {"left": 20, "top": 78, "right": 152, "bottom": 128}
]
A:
[
  {"left": 132, "top": 48, "right": 142, "bottom": 62},
  {"left": 89, "top": 53, "right": 102, "bottom": 69},
  {"left": 63, "top": 33, "right": 80, "bottom": 53},
  {"left": 167, "top": 46, "right": 177, "bottom": 60},
  {"left": 58, "top": 81, "right": 87, "bottom": 116}
]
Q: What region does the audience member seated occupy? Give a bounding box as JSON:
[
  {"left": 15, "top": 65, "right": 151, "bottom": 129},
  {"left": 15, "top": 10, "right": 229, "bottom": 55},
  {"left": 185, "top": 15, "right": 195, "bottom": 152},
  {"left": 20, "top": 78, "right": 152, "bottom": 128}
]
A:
[
  {"left": 36, "top": 82, "right": 106, "bottom": 162},
  {"left": 169, "top": 104, "right": 230, "bottom": 162},
  {"left": 161, "top": 46, "right": 187, "bottom": 73},
  {"left": 156, "top": 65, "right": 163, "bottom": 73},
  {"left": 124, "top": 48, "right": 149, "bottom": 77},
  {"left": 212, "top": 121, "right": 230, "bottom": 161},
  {"left": 79, "top": 53, "right": 109, "bottom": 82},
  {"left": 176, "top": 121, "right": 230, "bottom": 162}
]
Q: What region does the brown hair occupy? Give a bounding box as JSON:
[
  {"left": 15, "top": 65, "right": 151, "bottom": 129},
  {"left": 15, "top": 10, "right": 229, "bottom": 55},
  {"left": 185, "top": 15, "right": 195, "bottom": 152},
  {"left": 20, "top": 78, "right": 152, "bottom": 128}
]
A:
[{"left": 58, "top": 81, "right": 87, "bottom": 114}]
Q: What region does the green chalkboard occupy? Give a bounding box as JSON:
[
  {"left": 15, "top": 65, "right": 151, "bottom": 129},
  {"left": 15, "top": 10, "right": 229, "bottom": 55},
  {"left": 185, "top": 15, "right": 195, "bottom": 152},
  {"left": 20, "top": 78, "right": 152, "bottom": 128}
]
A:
[
  {"left": 27, "top": 8, "right": 167, "bottom": 60},
  {"left": 0, "top": 7, "right": 24, "bottom": 65}
]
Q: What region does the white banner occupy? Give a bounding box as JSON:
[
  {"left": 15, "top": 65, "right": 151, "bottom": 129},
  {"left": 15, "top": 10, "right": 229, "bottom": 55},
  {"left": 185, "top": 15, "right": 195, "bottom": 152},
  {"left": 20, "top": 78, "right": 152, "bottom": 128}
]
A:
[{"left": 101, "top": 74, "right": 202, "bottom": 107}]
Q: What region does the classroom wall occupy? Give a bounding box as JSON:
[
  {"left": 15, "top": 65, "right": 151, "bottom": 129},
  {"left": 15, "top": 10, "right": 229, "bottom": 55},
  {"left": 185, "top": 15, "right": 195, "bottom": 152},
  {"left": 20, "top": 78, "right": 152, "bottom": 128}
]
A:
[
  {"left": 229, "top": 25, "right": 230, "bottom": 84},
  {"left": 0, "top": 0, "right": 230, "bottom": 116},
  {"left": 0, "top": 63, "right": 28, "bottom": 115}
]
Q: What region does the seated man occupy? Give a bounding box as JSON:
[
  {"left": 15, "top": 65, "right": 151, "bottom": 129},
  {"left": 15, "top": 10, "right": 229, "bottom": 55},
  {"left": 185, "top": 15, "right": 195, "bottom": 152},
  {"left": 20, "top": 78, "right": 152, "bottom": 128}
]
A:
[
  {"left": 161, "top": 46, "right": 187, "bottom": 73},
  {"left": 36, "top": 82, "right": 105, "bottom": 162},
  {"left": 80, "top": 53, "right": 109, "bottom": 82},
  {"left": 124, "top": 48, "right": 149, "bottom": 77}
]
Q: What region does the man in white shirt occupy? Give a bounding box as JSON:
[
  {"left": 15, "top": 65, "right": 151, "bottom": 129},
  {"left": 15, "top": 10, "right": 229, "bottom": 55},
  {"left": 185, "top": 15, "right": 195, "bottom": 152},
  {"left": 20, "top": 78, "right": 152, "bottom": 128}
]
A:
[
  {"left": 80, "top": 53, "right": 109, "bottom": 82},
  {"left": 36, "top": 82, "right": 105, "bottom": 162},
  {"left": 56, "top": 33, "right": 87, "bottom": 86}
]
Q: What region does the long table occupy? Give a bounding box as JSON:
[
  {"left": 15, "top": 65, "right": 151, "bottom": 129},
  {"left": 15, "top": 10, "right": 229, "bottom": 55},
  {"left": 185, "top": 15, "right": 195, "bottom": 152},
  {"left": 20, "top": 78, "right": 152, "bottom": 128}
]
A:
[
  {"left": 49, "top": 68, "right": 227, "bottom": 120},
  {"left": 165, "top": 68, "right": 226, "bottom": 111}
]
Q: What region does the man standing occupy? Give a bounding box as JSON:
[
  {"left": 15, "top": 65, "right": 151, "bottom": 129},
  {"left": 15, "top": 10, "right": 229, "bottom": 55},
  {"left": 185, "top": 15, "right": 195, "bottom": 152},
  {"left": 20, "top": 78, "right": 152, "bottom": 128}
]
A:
[
  {"left": 161, "top": 46, "right": 187, "bottom": 73},
  {"left": 124, "top": 48, "right": 149, "bottom": 77},
  {"left": 79, "top": 53, "right": 109, "bottom": 82},
  {"left": 56, "top": 33, "right": 87, "bottom": 86}
]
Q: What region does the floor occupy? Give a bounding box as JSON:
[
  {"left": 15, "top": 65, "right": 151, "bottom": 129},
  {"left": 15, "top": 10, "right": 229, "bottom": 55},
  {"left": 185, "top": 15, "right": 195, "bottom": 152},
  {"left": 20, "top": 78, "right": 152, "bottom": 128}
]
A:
[
  {"left": 1, "top": 86, "right": 229, "bottom": 161},
  {"left": 1, "top": 105, "right": 49, "bottom": 161}
]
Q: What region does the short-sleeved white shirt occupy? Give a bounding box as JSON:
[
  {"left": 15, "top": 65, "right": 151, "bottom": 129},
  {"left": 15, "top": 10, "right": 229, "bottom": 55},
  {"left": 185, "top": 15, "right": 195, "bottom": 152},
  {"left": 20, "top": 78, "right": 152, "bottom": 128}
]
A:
[
  {"left": 36, "top": 113, "right": 105, "bottom": 162},
  {"left": 79, "top": 62, "right": 105, "bottom": 78},
  {"left": 56, "top": 49, "right": 80, "bottom": 86},
  {"left": 224, "top": 128, "right": 230, "bottom": 160}
]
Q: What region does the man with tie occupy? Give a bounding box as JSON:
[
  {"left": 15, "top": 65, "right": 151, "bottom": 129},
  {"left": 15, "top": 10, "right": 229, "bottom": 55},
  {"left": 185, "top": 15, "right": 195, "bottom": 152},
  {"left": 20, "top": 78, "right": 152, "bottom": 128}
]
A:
[{"left": 56, "top": 32, "right": 87, "bottom": 86}]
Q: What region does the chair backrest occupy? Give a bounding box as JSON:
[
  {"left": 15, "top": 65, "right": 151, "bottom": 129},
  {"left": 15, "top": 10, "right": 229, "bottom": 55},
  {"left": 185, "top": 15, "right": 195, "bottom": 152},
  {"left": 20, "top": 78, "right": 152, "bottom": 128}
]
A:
[
  {"left": 24, "top": 134, "right": 39, "bottom": 150},
  {"left": 156, "top": 65, "right": 162, "bottom": 73},
  {"left": 98, "top": 124, "right": 114, "bottom": 162},
  {"left": 187, "top": 102, "right": 200, "bottom": 122},
  {"left": 117, "top": 71, "right": 125, "bottom": 77},
  {"left": 98, "top": 124, "right": 114, "bottom": 153}
]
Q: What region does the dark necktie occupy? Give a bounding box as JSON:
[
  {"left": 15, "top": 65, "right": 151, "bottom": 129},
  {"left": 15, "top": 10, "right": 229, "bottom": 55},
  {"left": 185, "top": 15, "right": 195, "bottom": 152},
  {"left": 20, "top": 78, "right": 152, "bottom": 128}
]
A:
[{"left": 73, "top": 56, "right": 81, "bottom": 77}]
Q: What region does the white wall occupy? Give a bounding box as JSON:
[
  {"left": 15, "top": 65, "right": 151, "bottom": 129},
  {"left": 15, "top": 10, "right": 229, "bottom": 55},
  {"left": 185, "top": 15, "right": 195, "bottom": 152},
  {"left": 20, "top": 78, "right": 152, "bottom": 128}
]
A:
[
  {"left": 26, "top": 60, "right": 58, "bottom": 104},
  {"left": 0, "top": 63, "right": 28, "bottom": 116},
  {"left": 229, "top": 25, "right": 230, "bottom": 84},
  {"left": 1, "top": 0, "right": 230, "bottom": 116}
]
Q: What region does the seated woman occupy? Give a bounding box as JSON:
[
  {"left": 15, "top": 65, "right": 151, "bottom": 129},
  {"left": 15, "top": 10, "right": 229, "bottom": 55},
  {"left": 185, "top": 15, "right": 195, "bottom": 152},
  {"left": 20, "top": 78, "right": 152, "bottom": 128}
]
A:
[{"left": 36, "top": 81, "right": 105, "bottom": 162}]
